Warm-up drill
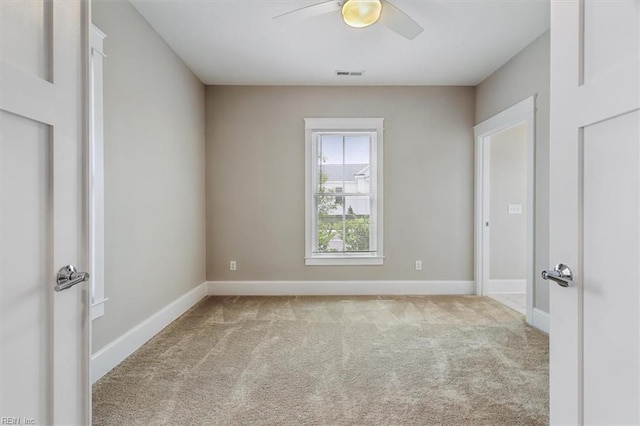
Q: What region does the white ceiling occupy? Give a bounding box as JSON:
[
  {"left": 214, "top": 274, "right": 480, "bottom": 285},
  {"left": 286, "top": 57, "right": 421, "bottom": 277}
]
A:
[{"left": 130, "top": 0, "right": 550, "bottom": 86}]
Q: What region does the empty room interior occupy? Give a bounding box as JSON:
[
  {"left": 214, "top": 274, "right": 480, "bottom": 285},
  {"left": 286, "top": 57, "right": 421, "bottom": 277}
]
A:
[{"left": 89, "top": 0, "right": 552, "bottom": 424}]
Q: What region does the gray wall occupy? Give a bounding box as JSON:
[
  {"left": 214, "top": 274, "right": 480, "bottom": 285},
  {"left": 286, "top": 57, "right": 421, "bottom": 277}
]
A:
[
  {"left": 92, "top": 1, "right": 206, "bottom": 352},
  {"left": 489, "top": 124, "right": 527, "bottom": 280},
  {"left": 476, "top": 31, "right": 550, "bottom": 312},
  {"left": 206, "top": 86, "right": 475, "bottom": 282}
]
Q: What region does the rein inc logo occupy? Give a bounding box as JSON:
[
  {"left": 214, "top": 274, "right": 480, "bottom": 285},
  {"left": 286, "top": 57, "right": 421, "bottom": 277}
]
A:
[{"left": 1, "top": 418, "right": 36, "bottom": 425}]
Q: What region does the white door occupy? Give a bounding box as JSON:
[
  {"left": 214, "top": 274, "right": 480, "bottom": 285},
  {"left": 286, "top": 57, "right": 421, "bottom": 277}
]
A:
[
  {"left": 548, "top": 0, "right": 639, "bottom": 424},
  {"left": 1, "top": 1, "right": 90, "bottom": 424}
]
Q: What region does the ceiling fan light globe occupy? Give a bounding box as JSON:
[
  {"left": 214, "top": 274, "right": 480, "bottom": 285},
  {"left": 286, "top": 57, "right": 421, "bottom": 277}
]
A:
[{"left": 341, "top": 0, "right": 383, "bottom": 28}]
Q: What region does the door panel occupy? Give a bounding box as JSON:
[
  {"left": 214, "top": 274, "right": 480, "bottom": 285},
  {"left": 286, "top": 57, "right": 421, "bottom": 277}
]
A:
[
  {"left": 549, "top": 0, "right": 639, "bottom": 423},
  {"left": 584, "top": 0, "right": 639, "bottom": 83},
  {"left": 1, "top": 111, "right": 52, "bottom": 422},
  {"left": 0, "top": 0, "right": 51, "bottom": 81},
  {"left": 583, "top": 110, "right": 639, "bottom": 424},
  {"left": 0, "top": 1, "right": 89, "bottom": 424}
]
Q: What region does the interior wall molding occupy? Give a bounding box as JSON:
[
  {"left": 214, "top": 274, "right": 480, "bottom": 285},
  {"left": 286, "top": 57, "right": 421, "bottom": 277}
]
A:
[
  {"left": 93, "top": 280, "right": 550, "bottom": 383},
  {"left": 207, "top": 280, "right": 475, "bottom": 296},
  {"left": 91, "top": 281, "right": 208, "bottom": 384},
  {"left": 532, "top": 307, "right": 549, "bottom": 334}
]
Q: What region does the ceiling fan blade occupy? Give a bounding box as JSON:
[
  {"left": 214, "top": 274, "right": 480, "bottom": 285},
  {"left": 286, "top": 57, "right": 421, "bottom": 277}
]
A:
[
  {"left": 273, "top": 1, "right": 341, "bottom": 21},
  {"left": 378, "top": 1, "right": 424, "bottom": 40}
]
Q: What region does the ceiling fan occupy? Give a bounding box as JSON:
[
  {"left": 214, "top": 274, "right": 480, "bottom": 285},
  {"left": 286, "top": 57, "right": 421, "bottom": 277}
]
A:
[{"left": 274, "top": 0, "right": 424, "bottom": 40}]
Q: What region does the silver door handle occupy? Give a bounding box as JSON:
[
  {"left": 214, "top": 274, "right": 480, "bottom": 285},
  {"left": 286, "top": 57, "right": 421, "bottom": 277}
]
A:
[
  {"left": 55, "top": 265, "right": 90, "bottom": 292},
  {"left": 541, "top": 263, "right": 573, "bottom": 287}
]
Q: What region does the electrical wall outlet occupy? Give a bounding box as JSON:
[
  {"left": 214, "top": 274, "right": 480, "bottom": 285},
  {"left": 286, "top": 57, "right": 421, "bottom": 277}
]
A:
[
  {"left": 229, "top": 260, "right": 237, "bottom": 271},
  {"left": 415, "top": 260, "right": 422, "bottom": 271}
]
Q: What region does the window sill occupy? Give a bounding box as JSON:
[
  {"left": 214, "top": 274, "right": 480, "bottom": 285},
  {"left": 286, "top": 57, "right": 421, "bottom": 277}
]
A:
[{"left": 305, "top": 256, "right": 384, "bottom": 266}]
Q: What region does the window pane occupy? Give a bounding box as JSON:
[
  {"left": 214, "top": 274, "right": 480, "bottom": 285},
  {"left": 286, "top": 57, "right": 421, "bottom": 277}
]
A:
[
  {"left": 317, "top": 134, "right": 372, "bottom": 195},
  {"left": 344, "top": 196, "right": 371, "bottom": 252},
  {"left": 345, "top": 135, "right": 370, "bottom": 194},
  {"left": 344, "top": 135, "right": 370, "bottom": 165},
  {"left": 344, "top": 195, "right": 370, "bottom": 217},
  {"left": 314, "top": 194, "right": 373, "bottom": 254},
  {"left": 318, "top": 134, "right": 344, "bottom": 165},
  {"left": 317, "top": 134, "right": 343, "bottom": 193},
  {"left": 315, "top": 195, "right": 344, "bottom": 253}
]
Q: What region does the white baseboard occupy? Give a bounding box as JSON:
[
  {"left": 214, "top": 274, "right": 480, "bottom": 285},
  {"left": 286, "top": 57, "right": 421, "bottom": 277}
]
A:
[
  {"left": 487, "top": 279, "right": 526, "bottom": 294},
  {"left": 532, "top": 307, "right": 549, "bottom": 334},
  {"left": 92, "top": 280, "right": 474, "bottom": 383},
  {"left": 207, "top": 280, "right": 475, "bottom": 296},
  {"left": 91, "top": 282, "right": 208, "bottom": 384}
]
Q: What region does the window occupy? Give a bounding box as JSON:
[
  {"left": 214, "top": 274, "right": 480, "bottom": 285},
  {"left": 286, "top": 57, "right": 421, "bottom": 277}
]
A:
[{"left": 305, "top": 118, "right": 384, "bottom": 265}]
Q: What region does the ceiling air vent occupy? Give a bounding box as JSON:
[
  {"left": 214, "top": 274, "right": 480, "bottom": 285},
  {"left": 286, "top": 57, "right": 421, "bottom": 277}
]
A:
[{"left": 335, "top": 70, "right": 365, "bottom": 77}]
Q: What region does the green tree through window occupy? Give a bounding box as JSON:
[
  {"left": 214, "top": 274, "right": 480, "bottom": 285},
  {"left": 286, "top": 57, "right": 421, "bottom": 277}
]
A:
[{"left": 316, "top": 173, "right": 370, "bottom": 253}]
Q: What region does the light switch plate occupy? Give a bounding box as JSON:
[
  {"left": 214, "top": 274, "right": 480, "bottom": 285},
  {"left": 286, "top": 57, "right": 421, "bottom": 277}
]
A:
[{"left": 508, "top": 204, "right": 523, "bottom": 215}]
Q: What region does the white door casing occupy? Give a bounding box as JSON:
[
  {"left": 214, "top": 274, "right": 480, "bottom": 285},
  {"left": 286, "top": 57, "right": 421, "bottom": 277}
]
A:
[
  {"left": 0, "top": 1, "right": 90, "bottom": 424},
  {"left": 90, "top": 24, "right": 107, "bottom": 321},
  {"left": 549, "top": 0, "right": 639, "bottom": 424},
  {"left": 474, "top": 96, "right": 536, "bottom": 325}
]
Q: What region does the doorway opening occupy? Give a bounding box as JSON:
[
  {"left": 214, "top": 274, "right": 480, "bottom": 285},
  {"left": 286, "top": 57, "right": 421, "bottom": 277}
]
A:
[
  {"left": 483, "top": 123, "right": 528, "bottom": 313},
  {"left": 474, "top": 96, "right": 535, "bottom": 324}
]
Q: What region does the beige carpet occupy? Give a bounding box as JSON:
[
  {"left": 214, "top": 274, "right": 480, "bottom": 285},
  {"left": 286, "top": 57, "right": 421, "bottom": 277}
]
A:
[{"left": 93, "top": 296, "right": 548, "bottom": 425}]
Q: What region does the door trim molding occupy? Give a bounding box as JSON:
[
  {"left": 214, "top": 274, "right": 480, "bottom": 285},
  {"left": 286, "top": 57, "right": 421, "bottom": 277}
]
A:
[{"left": 474, "top": 95, "right": 536, "bottom": 325}]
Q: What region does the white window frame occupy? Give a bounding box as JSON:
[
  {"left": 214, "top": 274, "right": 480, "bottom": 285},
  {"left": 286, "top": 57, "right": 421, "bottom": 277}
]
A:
[
  {"left": 90, "top": 24, "right": 108, "bottom": 320},
  {"left": 304, "top": 118, "right": 384, "bottom": 266}
]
